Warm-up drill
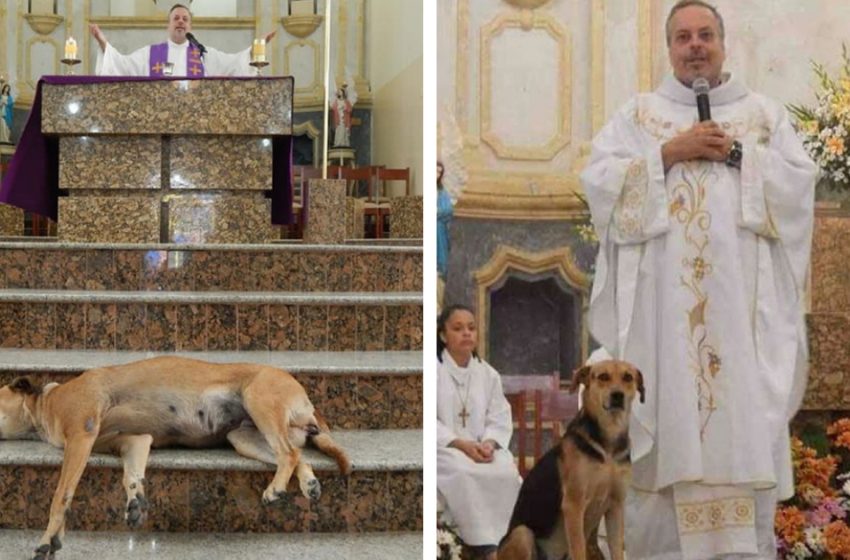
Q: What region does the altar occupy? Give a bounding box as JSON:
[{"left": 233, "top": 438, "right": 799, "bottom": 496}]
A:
[{"left": 0, "top": 76, "right": 294, "bottom": 243}]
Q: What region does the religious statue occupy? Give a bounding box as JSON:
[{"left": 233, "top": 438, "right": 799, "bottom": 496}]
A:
[
  {"left": 330, "top": 80, "right": 357, "bottom": 148},
  {"left": 0, "top": 81, "right": 13, "bottom": 145}
]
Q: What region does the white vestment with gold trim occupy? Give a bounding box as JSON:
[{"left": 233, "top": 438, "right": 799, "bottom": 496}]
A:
[
  {"left": 581, "top": 74, "right": 816, "bottom": 560},
  {"left": 437, "top": 350, "right": 521, "bottom": 547}
]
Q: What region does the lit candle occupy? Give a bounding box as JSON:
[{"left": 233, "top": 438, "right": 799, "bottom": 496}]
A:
[
  {"left": 252, "top": 39, "right": 266, "bottom": 63},
  {"left": 64, "top": 37, "right": 77, "bottom": 60}
]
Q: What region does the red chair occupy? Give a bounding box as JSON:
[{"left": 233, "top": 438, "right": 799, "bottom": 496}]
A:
[
  {"left": 290, "top": 165, "right": 322, "bottom": 238},
  {"left": 367, "top": 167, "right": 410, "bottom": 238},
  {"left": 502, "top": 372, "right": 578, "bottom": 476},
  {"left": 338, "top": 166, "right": 374, "bottom": 197}
]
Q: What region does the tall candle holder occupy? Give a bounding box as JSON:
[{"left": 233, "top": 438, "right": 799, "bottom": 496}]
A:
[
  {"left": 60, "top": 57, "right": 81, "bottom": 75},
  {"left": 250, "top": 38, "right": 268, "bottom": 76},
  {"left": 249, "top": 59, "right": 269, "bottom": 77},
  {"left": 62, "top": 37, "right": 80, "bottom": 74}
]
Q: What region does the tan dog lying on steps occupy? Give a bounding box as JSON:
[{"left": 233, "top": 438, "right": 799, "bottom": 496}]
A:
[
  {"left": 498, "top": 360, "right": 644, "bottom": 560},
  {"left": 0, "top": 356, "right": 351, "bottom": 560}
]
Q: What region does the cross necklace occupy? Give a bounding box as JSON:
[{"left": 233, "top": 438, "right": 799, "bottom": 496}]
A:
[{"left": 452, "top": 372, "right": 472, "bottom": 428}]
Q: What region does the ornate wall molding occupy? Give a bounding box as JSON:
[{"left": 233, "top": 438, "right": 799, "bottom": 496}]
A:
[
  {"left": 281, "top": 14, "right": 322, "bottom": 38},
  {"left": 474, "top": 245, "right": 590, "bottom": 360},
  {"left": 336, "top": 0, "right": 348, "bottom": 81},
  {"left": 293, "top": 120, "right": 321, "bottom": 165},
  {"left": 479, "top": 11, "right": 571, "bottom": 161},
  {"left": 454, "top": 170, "right": 586, "bottom": 219},
  {"left": 591, "top": 0, "right": 604, "bottom": 133},
  {"left": 284, "top": 38, "right": 321, "bottom": 95},
  {"left": 24, "top": 36, "right": 59, "bottom": 95},
  {"left": 23, "top": 13, "right": 63, "bottom": 35},
  {"left": 638, "top": 0, "right": 656, "bottom": 92},
  {"left": 456, "top": 0, "right": 470, "bottom": 143},
  {"left": 86, "top": 16, "right": 255, "bottom": 29},
  {"left": 503, "top": 0, "right": 551, "bottom": 9},
  {"left": 0, "top": 1, "right": 7, "bottom": 80}
]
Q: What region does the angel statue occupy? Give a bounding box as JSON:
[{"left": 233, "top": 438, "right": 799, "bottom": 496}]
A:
[{"left": 330, "top": 78, "right": 357, "bottom": 148}]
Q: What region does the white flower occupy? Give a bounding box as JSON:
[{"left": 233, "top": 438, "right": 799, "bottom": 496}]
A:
[
  {"left": 789, "top": 541, "right": 812, "bottom": 560},
  {"left": 842, "top": 478, "right": 850, "bottom": 496},
  {"left": 437, "top": 529, "right": 454, "bottom": 546},
  {"left": 804, "top": 527, "right": 825, "bottom": 554}
]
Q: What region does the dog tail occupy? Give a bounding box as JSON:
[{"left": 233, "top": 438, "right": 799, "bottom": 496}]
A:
[
  {"left": 310, "top": 432, "right": 352, "bottom": 475},
  {"left": 309, "top": 410, "right": 351, "bottom": 475}
]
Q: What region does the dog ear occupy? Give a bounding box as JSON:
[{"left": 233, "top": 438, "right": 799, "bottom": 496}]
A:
[
  {"left": 569, "top": 365, "right": 592, "bottom": 394},
  {"left": 636, "top": 369, "right": 645, "bottom": 403},
  {"left": 9, "top": 376, "right": 40, "bottom": 396}
]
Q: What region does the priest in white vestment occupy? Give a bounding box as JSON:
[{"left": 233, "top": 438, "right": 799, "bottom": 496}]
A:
[
  {"left": 580, "top": 2, "right": 817, "bottom": 559},
  {"left": 437, "top": 305, "right": 521, "bottom": 559},
  {"left": 89, "top": 4, "right": 274, "bottom": 77}
]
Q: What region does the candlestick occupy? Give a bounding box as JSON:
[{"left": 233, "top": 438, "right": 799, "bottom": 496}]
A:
[
  {"left": 251, "top": 39, "right": 266, "bottom": 63},
  {"left": 64, "top": 37, "right": 77, "bottom": 61}
]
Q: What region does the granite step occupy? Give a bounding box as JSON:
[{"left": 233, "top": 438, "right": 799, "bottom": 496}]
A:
[
  {"left": 0, "top": 349, "right": 422, "bottom": 430},
  {"left": 0, "top": 430, "right": 422, "bottom": 534},
  {"left": 0, "top": 242, "right": 422, "bottom": 293},
  {"left": 0, "top": 530, "right": 423, "bottom": 560},
  {"left": 0, "top": 290, "right": 423, "bottom": 352}
]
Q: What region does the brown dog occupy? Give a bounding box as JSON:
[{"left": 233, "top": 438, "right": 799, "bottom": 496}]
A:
[
  {"left": 498, "top": 360, "right": 644, "bottom": 560},
  {"left": 0, "top": 356, "right": 351, "bottom": 560}
]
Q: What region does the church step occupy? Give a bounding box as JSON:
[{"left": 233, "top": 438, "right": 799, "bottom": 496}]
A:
[
  {"left": 0, "top": 430, "right": 422, "bottom": 534},
  {"left": 0, "top": 530, "right": 423, "bottom": 560},
  {"left": 805, "top": 312, "right": 850, "bottom": 410},
  {"left": 0, "top": 241, "right": 422, "bottom": 293},
  {"left": 0, "top": 290, "right": 423, "bottom": 352},
  {"left": 0, "top": 349, "right": 422, "bottom": 430}
]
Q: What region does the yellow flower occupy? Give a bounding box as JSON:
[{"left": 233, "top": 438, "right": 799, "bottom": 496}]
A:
[
  {"left": 832, "top": 93, "right": 850, "bottom": 117},
  {"left": 841, "top": 78, "right": 850, "bottom": 92},
  {"left": 827, "top": 136, "right": 846, "bottom": 156},
  {"left": 803, "top": 120, "right": 820, "bottom": 135}
]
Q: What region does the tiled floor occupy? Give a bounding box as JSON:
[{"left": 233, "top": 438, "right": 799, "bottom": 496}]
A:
[{"left": 0, "top": 530, "right": 422, "bottom": 560}]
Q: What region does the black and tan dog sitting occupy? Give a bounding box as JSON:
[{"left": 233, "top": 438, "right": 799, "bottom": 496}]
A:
[
  {"left": 498, "top": 360, "right": 644, "bottom": 560},
  {"left": 0, "top": 356, "right": 351, "bottom": 560}
]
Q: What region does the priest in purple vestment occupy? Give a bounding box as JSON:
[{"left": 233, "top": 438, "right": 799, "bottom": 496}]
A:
[{"left": 90, "top": 4, "right": 275, "bottom": 78}]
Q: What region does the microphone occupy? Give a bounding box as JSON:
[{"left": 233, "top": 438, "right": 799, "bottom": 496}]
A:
[
  {"left": 693, "top": 77, "right": 711, "bottom": 122},
  {"left": 185, "top": 32, "right": 206, "bottom": 58}
]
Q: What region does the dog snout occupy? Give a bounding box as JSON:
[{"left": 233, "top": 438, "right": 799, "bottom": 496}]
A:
[{"left": 609, "top": 391, "right": 625, "bottom": 409}]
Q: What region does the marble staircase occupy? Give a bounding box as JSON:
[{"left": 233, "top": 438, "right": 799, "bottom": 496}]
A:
[{"left": 0, "top": 241, "right": 423, "bottom": 557}]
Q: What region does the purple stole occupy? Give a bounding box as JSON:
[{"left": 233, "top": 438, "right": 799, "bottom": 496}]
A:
[{"left": 149, "top": 42, "right": 205, "bottom": 77}]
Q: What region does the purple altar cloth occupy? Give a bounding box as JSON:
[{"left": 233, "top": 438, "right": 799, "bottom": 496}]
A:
[{"left": 0, "top": 75, "right": 294, "bottom": 225}]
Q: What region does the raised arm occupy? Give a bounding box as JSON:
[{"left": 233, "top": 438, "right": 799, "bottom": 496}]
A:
[{"left": 89, "top": 23, "right": 107, "bottom": 52}]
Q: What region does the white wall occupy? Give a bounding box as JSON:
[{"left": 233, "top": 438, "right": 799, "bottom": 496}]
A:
[
  {"left": 438, "top": 0, "right": 850, "bottom": 198},
  {"left": 368, "top": 0, "right": 423, "bottom": 195}
]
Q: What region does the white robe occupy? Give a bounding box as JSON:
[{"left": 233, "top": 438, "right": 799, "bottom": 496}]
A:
[
  {"left": 437, "top": 350, "right": 521, "bottom": 547},
  {"left": 95, "top": 39, "right": 252, "bottom": 77},
  {"left": 581, "top": 74, "right": 816, "bottom": 560}
]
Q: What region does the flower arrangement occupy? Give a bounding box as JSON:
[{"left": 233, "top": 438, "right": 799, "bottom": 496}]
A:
[
  {"left": 571, "top": 192, "right": 599, "bottom": 277},
  {"left": 437, "top": 520, "right": 464, "bottom": 560},
  {"left": 788, "top": 45, "right": 850, "bottom": 190},
  {"left": 775, "top": 418, "right": 850, "bottom": 559}
]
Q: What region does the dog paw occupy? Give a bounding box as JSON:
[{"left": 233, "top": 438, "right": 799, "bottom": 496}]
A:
[
  {"left": 126, "top": 493, "right": 149, "bottom": 529},
  {"left": 261, "top": 487, "right": 286, "bottom": 505},
  {"left": 304, "top": 478, "right": 321, "bottom": 501},
  {"left": 32, "top": 544, "right": 51, "bottom": 560}
]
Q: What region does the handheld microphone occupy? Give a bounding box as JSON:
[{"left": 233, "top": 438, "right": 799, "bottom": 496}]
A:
[
  {"left": 185, "top": 32, "right": 207, "bottom": 57},
  {"left": 693, "top": 77, "right": 711, "bottom": 122}
]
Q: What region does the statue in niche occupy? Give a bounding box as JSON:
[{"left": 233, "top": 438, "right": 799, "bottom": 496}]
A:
[
  {"left": 330, "top": 79, "right": 357, "bottom": 148},
  {"left": 0, "top": 81, "right": 13, "bottom": 145}
]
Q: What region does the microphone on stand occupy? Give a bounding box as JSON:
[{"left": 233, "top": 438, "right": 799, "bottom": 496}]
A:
[
  {"left": 185, "top": 32, "right": 207, "bottom": 58},
  {"left": 693, "top": 77, "right": 711, "bottom": 121}
]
